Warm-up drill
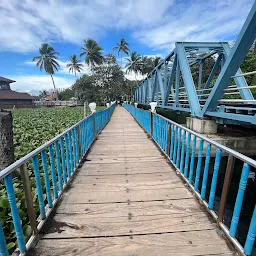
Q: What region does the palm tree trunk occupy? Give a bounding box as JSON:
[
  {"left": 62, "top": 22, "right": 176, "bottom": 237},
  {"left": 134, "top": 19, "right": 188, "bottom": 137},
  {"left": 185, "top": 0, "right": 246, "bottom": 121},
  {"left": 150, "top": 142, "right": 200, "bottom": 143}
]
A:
[
  {"left": 50, "top": 74, "right": 58, "bottom": 101},
  {"left": 131, "top": 73, "right": 139, "bottom": 102}
]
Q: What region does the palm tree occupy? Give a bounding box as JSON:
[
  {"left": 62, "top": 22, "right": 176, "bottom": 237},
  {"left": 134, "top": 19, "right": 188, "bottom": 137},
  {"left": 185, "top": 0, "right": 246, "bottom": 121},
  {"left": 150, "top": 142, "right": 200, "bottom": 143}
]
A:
[
  {"left": 113, "top": 38, "right": 130, "bottom": 69},
  {"left": 153, "top": 56, "right": 162, "bottom": 67},
  {"left": 80, "top": 39, "right": 104, "bottom": 67},
  {"left": 140, "top": 56, "right": 152, "bottom": 75},
  {"left": 125, "top": 52, "right": 142, "bottom": 83},
  {"left": 140, "top": 56, "right": 162, "bottom": 75},
  {"left": 32, "top": 43, "right": 60, "bottom": 94},
  {"left": 39, "top": 90, "right": 47, "bottom": 100},
  {"left": 66, "top": 55, "right": 83, "bottom": 76}
]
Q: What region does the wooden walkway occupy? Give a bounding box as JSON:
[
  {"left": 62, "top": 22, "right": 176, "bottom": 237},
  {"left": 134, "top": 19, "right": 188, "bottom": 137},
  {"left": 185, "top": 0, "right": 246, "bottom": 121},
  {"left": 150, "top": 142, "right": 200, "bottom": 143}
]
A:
[{"left": 30, "top": 107, "right": 235, "bottom": 256}]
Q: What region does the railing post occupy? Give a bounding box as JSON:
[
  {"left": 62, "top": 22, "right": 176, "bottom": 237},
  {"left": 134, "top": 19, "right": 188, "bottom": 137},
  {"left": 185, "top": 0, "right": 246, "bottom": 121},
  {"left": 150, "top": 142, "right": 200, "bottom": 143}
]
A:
[
  {"left": 201, "top": 144, "right": 212, "bottom": 200},
  {"left": 167, "top": 124, "right": 172, "bottom": 156},
  {"left": 101, "top": 111, "right": 103, "bottom": 131},
  {"left": 142, "top": 110, "right": 144, "bottom": 129},
  {"left": 208, "top": 149, "right": 222, "bottom": 209},
  {"left": 92, "top": 113, "right": 97, "bottom": 139},
  {"left": 41, "top": 150, "right": 53, "bottom": 208},
  {"left": 77, "top": 125, "right": 82, "bottom": 159},
  {"left": 31, "top": 156, "right": 46, "bottom": 219},
  {"left": 218, "top": 155, "right": 234, "bottom": 223},
  {"left": 244, "top": 205, "right": 256, "bottom": 255},
  {"left": 48, "top": 145, "right": 58, "bottom": 199},
  {"left": 150, "top": 112, "right": 154, "bottom": 137},
  {"left": 20, "top": 162, "right": 38, "bottom": 235},
  {"left": 230, "top": 163, "right": 250, "bottom": 237},
  {"left": 54, "top": 141, "right": 63, "bottom": 191},
  {"left": 4, "top": 175, "right": 26, "bottom": 254},
  {"left": 0, "top": 224, "right": 8, "bottom": 256}
]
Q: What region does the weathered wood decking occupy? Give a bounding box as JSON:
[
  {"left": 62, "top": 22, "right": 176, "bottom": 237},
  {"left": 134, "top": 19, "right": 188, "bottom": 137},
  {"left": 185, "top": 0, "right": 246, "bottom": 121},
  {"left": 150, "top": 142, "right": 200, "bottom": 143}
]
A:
[{"left": 30, "top": 107, "right": 235, "bottom": 256}]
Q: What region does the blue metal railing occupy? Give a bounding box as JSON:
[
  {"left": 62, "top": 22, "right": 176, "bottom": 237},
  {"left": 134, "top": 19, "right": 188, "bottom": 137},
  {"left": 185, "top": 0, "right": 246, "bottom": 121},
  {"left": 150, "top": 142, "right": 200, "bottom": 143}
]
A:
[
  {"left": 126, "top": 105, "right": 151, "bottom": 134},
  {"left": 124, "top": 104, "right": 256, "bottom": 256},
  {"left": 0, "top": 104, "right": 115, "bottom": 255}
]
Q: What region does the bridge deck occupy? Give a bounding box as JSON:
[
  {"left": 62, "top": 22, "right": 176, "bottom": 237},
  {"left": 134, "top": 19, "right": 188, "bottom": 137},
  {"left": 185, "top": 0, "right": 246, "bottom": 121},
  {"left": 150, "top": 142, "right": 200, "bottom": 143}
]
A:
[{"left": 30, "top": 107, "right": 235, "bottom": 256}]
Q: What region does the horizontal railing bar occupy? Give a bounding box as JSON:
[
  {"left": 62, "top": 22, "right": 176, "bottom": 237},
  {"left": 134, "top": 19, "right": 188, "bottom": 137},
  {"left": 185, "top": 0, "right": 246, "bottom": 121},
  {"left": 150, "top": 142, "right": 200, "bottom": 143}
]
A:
[
  {"left": 219, "top": 99, "right": 256, "bottom": 102},
  {"left": 224, "top": 92, "right": 242, "bottom": 95},
  {"left": 220, "top": 105, "right": 256, "bottom": 111},
  {"left": 231, "top": 70, "right": 256, "bottom": 78},
  {"left": 172, "top": 87, "right": 213, "bottom": 92},
  {"left": 0, "top": 113, "right": 93, "bottom": 179},
  {"left": 169, "top": 84, "right": 245, "bottom": 93},
  {"left": 225, "top": 85, "right": 256, "bottom": 91},
  {"left": 168, "top": 99, "right": 207, "bottom": 102}
]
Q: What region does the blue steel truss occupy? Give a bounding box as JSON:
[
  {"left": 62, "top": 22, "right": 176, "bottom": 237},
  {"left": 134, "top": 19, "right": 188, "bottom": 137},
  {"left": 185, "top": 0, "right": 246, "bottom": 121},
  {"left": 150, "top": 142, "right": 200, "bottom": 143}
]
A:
[{"left": 135, "top": 1, "right": 256, "bottom": 125}]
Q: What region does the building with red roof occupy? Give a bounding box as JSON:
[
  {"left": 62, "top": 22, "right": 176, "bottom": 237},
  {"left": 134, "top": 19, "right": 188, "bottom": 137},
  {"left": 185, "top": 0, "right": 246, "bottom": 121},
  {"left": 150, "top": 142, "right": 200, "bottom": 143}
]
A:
[{"left": 0, "top": 76, "right": 35, "bottom": 109}]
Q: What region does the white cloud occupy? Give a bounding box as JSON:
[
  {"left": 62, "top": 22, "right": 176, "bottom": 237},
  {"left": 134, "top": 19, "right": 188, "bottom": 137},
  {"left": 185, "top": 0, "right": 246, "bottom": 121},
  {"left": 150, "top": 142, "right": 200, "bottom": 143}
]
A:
[
  {"left": 0, "top": 0, "right": 174, "bottom": 52},
  {"left": 10, "top": 75, "right": 76, "bottom": 95},
  {"left": 0, "top": 0, "right": 254, "bottom": 61},
  {"left": 133, "top": 0, "right": 254, "bottom": 51}
]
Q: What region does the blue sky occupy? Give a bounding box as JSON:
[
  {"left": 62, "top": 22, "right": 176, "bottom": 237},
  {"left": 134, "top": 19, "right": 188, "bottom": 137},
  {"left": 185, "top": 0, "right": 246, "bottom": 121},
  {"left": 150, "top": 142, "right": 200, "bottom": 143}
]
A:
[{"left": 0, "top": 0, "right": 254, "bottom": 95}]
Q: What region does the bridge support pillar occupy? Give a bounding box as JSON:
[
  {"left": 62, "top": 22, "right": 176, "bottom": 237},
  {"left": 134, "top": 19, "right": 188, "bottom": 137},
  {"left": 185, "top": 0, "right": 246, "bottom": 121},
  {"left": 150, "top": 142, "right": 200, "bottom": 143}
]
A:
[
  {"left": 186, "top": 117, "right": 217, "bottom": 134},
  {"left": 0, "top": 111, "right": 14, "bottom": 170}
]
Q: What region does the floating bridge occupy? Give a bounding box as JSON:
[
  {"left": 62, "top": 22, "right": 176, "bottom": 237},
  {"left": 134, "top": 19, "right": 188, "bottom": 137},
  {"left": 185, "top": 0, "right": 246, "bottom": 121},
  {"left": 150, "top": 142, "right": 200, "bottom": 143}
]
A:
[{"left": 0, "top": 104, "right": 256, "bottom": 256}]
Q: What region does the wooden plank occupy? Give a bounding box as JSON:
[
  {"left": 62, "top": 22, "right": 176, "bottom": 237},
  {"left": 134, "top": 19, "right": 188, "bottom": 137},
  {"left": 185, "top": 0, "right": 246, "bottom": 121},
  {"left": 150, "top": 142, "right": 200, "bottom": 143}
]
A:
[
  {"left": 67, "top": 180, "right": 184, "bottom": 193},
  {"left": 30, "top": 230, "right": 234, "bottom": 256},
  {"left": 57, "top": 198, "right": 203, "bottom": 215},
  {"left": 73, "top": 172, "right": 172, "bottom": 184},
  {"left": 61, "top": 187, "right": 192, "bottom": 204},
  {"left": 79, "top": 166, "right": 172, "bottom": 175},
  {"left": 82, "top": 160, "right": 171, "bottom": 170},
  {"left": 85, "top": 156, "right": 166, "bottom": 163},
  {"left": 42, "top": 211, "right": 215, "bottom": 238},
  {"left": 87, "top": 152, "right": 163, "bottom": 158},
  {"left": 88, "top": 150, "right": 163, "bottom": 158}
]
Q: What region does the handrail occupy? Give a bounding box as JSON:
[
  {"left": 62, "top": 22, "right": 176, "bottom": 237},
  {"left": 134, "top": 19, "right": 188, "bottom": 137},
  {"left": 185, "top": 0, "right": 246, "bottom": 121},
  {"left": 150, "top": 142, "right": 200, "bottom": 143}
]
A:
[
  {"left": 0, "top": 104, "right": 115, "bottom": 255},
  {"left": 231, "top": 70, "right": 256, "bottom": 78},
  {"left": 153, "top": 112, "right": 256, "bottom": 168},
  {"left": 0, "top": 114, "right": 92, "bottom": 180},
  {"left": 124, "top": 104, "right": 256, "bottom": 256}
]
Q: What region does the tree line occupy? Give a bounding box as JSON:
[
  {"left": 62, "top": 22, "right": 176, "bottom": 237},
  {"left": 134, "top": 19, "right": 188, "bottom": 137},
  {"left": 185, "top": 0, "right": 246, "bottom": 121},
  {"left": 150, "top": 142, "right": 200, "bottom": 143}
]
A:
[
  {"left": 33, "top": 38, "right": 162, "bottom": 103},
  {"left": 33, "top": 38, "right": 256, "bottom": 103}
]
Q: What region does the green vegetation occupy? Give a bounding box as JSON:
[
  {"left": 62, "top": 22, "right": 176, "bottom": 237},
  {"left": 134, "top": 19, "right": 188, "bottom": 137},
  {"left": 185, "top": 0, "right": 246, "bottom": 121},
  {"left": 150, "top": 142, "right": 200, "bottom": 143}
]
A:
[
  {"left": 59, "top": 54, "right": 138, "bottom": 104},
  {"left": 190, "top": 51, "right": 256, "bottom": 100},
  {"left": 1, "top": 107, "right": 84, "bottom": 253},
  {"left": 241, "top": 52, "right": 256, "bottom": 97},
  {"left": 12, "top": 107, "right": 84, "bottom": 160},
  {"left": 33, "top": 38, "right": 162, "bottom": 104}
]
